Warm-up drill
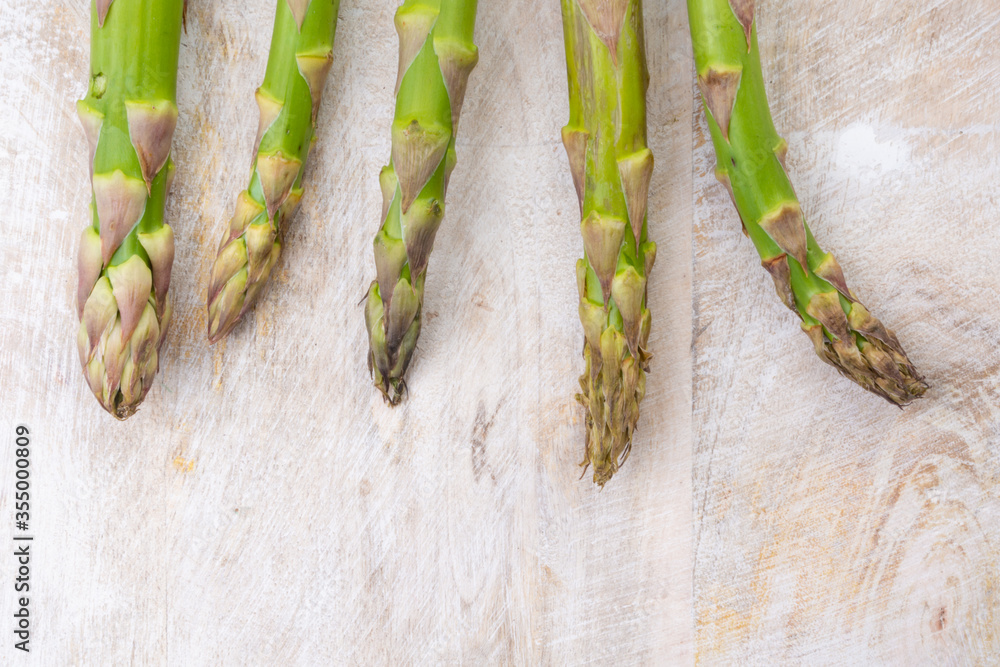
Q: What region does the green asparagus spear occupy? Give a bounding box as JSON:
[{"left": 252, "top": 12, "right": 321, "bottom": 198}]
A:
[
  {"left": 562, "top": 0, "right": 656, "bottom": 486},
  {"left": 76, "top": 0, "right": 184, "bottom": 419},
  {"left": 364, "top": 0, "right": 479, "bottom": 405},
  {"left": 207, "top": 0, "right": 341, "bottom": 342},
  {"left": 687, "top": 0, "right": 927, "bottom": 405}
]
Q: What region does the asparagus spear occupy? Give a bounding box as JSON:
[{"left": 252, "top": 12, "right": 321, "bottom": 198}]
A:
[
  {"left": 364, "top": 0, "right": 479, "bottom": 405},
  {"left": 207, "top": 0, "right": 341, "bottom": 342},
  {"left": 76, "top": 0, "right": 184, "bottom": 419},
  {"left": 562, "top": 0, "right": 656, "bottom": 486},
  {"left": 687, "top": 0, "right": 927, "bottom": 405}
]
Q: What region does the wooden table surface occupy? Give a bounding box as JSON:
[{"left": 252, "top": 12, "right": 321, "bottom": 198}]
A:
[{"left": 2, "top": 0, "right": 998, "bottom": 664}]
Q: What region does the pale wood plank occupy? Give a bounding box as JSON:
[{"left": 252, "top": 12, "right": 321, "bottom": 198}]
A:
[{"left": 0, "top": 0, "right": 693, "bottom": 664}]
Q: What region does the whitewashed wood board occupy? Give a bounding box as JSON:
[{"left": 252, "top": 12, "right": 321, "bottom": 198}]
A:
[
  {"left": 1, "top": 0, "right": 997, "bottom": 664},
  {"left": 0, "top": 0, "right": 692, "bottom": 664}
]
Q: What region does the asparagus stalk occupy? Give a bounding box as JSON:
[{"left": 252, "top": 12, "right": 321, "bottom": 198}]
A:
[
  {"left": 364, "top": 0, "right": 479, "bottom": 405},
  {"left": 687, "top": 0, "right": 927, "bottom": 405},
  {"left": 562, "top": 0, "right": 656, "bottom": 486},
  {"left": 207, "top": 0, "right": 341, "bottom": 342},
  {"left": 76, "top": 0, "right": 184, "bottom": 419}
]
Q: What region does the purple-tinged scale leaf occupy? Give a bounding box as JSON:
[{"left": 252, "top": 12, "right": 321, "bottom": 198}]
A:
[
  {"left": 207, "top": 268, "right": 248, "bottom": 343},
  {"left": 208, "top": 238, "right": 248, "bottom": 304},
  {"left": 276, "top": 188, "right": 302, "bottom": 234},
  {"left": 617, "top": 148, "right": 653, "bottom": 245},
  {"left": 83, "top": 276, "right": 117, "bottom": 354},
  {"left": 579, "top": 299, "right": 607, "bottom": 360},
  {"left": 581, "top": 211, "right": 626, "bottom": 304},
  {"left": 107, "top": 255, "right": 153, "bottom": 342},
  {"left": 394, "top": 4, "right": 438, "bottom": 94},
  {"left": 76, "top": 101, "right": 103, "bottom": 180},
  {"left": 93, "top": 170, "right": 147, "bottom": 265},
  {"left": 296, "top": 52, "right": 334, "bottom": 122},
  {"left": 101, "top": 320, "right": 126, "bottom": 404},
  {"left": 77, "top": 227, "right": 103, "bottom": 318},
  {"left": 391, "top": 118, "right": 450, "bottom": 214},
  {"left": 374, "top": 231, "right": 407, "bottom": 310},
  {"left": 400, "top": 197, "right": 444, "bottom": 280},
  {"left": 561, "top": 128, "right": 588, "bottom": 213},
  {"left": 641, "top": 242, "right": 656, "bottom": 279},
  {"left": 379, "top": 166, "right": 399, "bottom": 224},
  {"left": 611, "top": 266, "right": 646, "bottom": 359},
  {"left": 285, "top": 0, "right": 309, "bottom": 31},
  {"left": 244, "top": 223, "right": 278, "bottom": 286},
  {"left": 436, "top": 40, "right": 478, "bottom": 129},
  {"left": 137, "top": 224, "right": 174, "bottom": 318},
  {"left": 386, "top": 279, "right": 419, "bottom": 352},
  {"left": 257, "top": 152, "right": 301, "bottom": 219},
  {"left": 243, "top": 244, "right": 280, "bottom": 311},
  {"left": 254, "top": 89, "right": 283, "bottom": 154},
  {"left": 97, "top": 0, "right": 115, "bottom": 27},
  {"left": 125, "top": 100, "right": 178, "bottom": 192}
]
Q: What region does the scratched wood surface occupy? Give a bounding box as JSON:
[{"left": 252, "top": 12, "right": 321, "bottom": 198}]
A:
[
  {"left": 0, "top": 0, "right": 693, "bottom": 664},
  {"left": 2, "top": 0, "right": 998, "bottom": 664}
]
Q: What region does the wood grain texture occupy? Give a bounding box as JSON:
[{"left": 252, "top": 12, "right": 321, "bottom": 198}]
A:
[
  {"left": 693, "top": 0, "right": 1000, "bottom": 664},
  {"left": 4, "top": 0, "right": 997, "bottom": 663},
  {"left": 0, "top": 0, "right": 692, "bottom": 664}
]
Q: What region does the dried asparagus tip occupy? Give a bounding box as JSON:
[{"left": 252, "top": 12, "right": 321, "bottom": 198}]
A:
[
  {"left": 688, "top": 0, "right": 925, "bottom": 405},
  {"left": 364, "top": 0, "right": 479, "bottom": 405},
  {"left": 564, "top": 0, "right": 654, "bottom": 485},
  {"left": 206, "top": 0, "right": 341, "bottom": 342}
]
